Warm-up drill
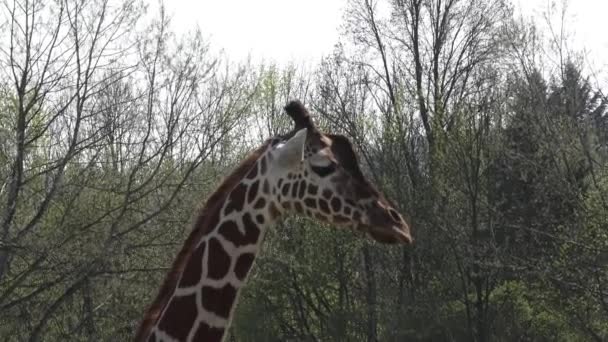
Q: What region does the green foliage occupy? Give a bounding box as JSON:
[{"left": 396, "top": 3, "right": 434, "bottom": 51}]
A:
[{"left": 1, "top": 0, "right": 607, "bottom": 341}]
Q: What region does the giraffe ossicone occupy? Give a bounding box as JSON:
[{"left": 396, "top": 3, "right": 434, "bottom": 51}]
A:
[{"left": 135, "top": 100, "right": 412, "bottom": 342}]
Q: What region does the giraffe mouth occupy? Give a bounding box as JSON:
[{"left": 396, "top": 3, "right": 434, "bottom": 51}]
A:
[
  {"left": 389, "top": 225, "right": 413, "bottom": 244},
  {"left": 376, "top": 225, "right": 412, "bottom": 244},
  {"left": 358, "top": 223, "right": 413, "bottom": 244}
]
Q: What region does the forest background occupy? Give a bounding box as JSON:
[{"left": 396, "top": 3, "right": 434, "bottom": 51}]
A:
[{"left": 0, "top": 0, "right": 607, "bottom": 341}]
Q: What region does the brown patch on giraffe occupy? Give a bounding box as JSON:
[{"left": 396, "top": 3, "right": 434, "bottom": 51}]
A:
[
  {"left": 294, "top": 202, "right": 304, "bottom": 213},
  {"left": 256, "top": 214, "right": 265, "bottom": 224},
  {"left": 269, "top": 202, "right": 281, "bottom": 219},
  {"left": 192, "top": 322, "right": 224, "bottom": 342},
  {"left": 218, "top": 219, "right": 260, "bottom": 248},
  {"left": 157, "top": 294, "right": 197, "bottom": 341},
  {"left": 224, "top": 183, "right": 247, "bottom": 215},
  {"left": 291, "top": 181, "right": 299, "bottom": 197},
  {"left": 247, "top": 180, "right": 259, "bottom": 203},
  {"left": 304, "top": 198, "right": 316, "bottom": 209},
  {"left": 344, "top": 206, "right": 351, "bottom": 215},
  {"left": 242, "top": 213, "right": 261, "bottom": 245},
  {"left": 254, "top": 197, "right": 266, "bottom": 210},
  {"left": 318, "top": 199, "right": 330, "bottom": 214},
  {"left": 281, "top": 183, "right": 290, "bottom": 196},
  {"left": 298, "top": 180, "right": 306, "bottom": 199},
  {"left": 308, "top": 184, "right": 318, "bottom": 195},
  {"left": 331, "top": 197, "right": 342, "bottom": 212},
  {"left": 322, "top": 189, "right": 332, "bottom": 199},
  {"left": 207, "top": 238, "right": 231, "bottom": 279},
  {"left": 135, "top": 141, "right": 272, "bottom": 342},
  {"left": 282, "top": 201, "right": 292, "bottom": 211},
  {"left": 146, "top": 331, "right": 156, "bottom": 342},
  {"left": 178, "top": 242, "right": 206, "bottom": 288},
  {"left": 263, "top": 180, "right": 270, "bottom": 194},
  {"left": 201, "top": 284, "right": 237, "bottom": 318},
  {"left": 234, "top": 253, "right": 255, "bottom": 281}
]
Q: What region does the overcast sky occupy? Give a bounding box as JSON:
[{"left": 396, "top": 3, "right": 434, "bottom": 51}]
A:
[{"left": 162, "top": 0, "right": 607, "bottom": 85}]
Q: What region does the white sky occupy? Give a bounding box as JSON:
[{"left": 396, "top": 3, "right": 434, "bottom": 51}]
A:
[
  {"left": 515, "top": 0, "right": 608, "bottom": 87},
  {"left": 163, "top": 0, "right": 607, "bottom": 85},
  {"left": 165, "top": 0, "right": 344, "bottom": 65}
]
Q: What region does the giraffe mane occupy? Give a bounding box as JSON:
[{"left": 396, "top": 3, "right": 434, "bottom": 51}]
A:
[{"left": 135, "top": 140, "right": 273, "bottom": 341}]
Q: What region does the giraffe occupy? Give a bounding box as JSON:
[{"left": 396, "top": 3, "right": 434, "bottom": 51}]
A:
[{"left": 135, "top": 100, "right": 412, "bottom": 342}]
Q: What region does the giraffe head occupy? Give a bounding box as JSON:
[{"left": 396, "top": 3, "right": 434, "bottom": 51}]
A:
[{"left": 268, "top": 101, "right": 412, "bottom": 244}]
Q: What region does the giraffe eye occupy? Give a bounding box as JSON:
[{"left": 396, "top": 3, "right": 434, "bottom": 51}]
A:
[{"left": 311, "top": 163, "right": 336, "bottom": 177}]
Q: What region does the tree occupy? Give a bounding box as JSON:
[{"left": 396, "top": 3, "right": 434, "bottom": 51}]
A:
[{"left": 0, "top": 2, "right": 251, "bottom": 339}]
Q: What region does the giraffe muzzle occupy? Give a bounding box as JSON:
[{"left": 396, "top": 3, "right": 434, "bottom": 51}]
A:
[
  {"left": 367, "top": 223, "right": 412, "bottom": 244},
  {"left": 365, "top": 201, "right": 413, "bottom": 244}
]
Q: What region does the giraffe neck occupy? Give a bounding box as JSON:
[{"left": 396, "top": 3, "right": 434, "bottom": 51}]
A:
[{"left": 137, "top": 146, "right": 283, "bottom": 342}]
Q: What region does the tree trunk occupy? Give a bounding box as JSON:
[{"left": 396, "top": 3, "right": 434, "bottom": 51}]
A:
[{"left": 363, "top": 246, "right": 377, "bottom": 342}]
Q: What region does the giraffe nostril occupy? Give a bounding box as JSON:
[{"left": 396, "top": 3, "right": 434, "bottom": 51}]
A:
[{"left": 389, "top": 208, "right": 401, "bottom": 223}]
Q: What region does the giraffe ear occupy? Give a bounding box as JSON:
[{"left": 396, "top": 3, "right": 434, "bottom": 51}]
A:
[{"left": 275, "top": 128, "right": 307, "bottom": 169}]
